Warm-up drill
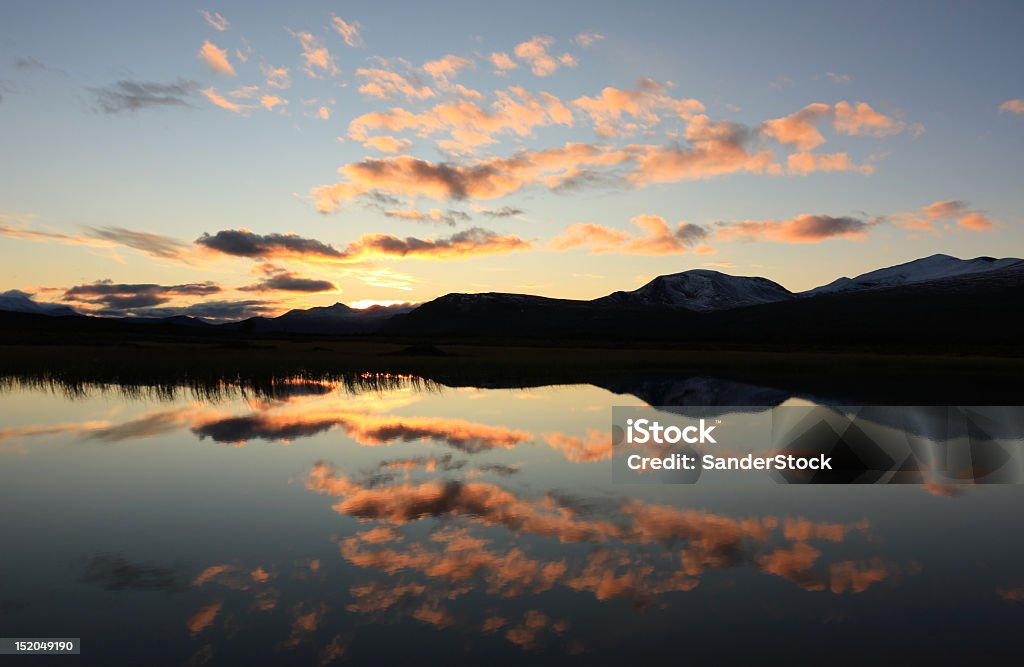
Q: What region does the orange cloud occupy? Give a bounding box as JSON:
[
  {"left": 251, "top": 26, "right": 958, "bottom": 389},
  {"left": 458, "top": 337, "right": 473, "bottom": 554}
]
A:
[
  {"left": 331, "top": 16, "right": 364, "bottom": 48},
  {"left": 311, "top": 467, "right": 889, "bottom": 611},
  {"left": 999, "top": 99, "right": 1024, "bottom": 114},
  {"left": 336, "top": 413, "right": 531, "bottom": 451},
  {"left": 629, "top": 115, "right": 781, "bottom": 184},
  {"left": 782, "top": 517, "right": 866, "bottom": 543},
  {"left": 574, "top": 32, "right": 605, "bottom": 48},
  {"left": 504, "top": 610, "right": 555, "bottom": 650},
  {"left": 423, "top": 54, "right": 474, "bottom": 82},
  {"left": 786, "top": 151, "right": 873, "bottom": 175},
  {"left": 716, "top": 214, "right": 874, "bottom": 243},
  {"left": 761, "top": 102, "right": 833, "bottom": 150},
  {"left": 572, "top": 78, "right": 704, "bottom": 137},
  {"left": 197, "top": 40, "right": 235, "bottom": 76},
  {"left": 757, "top": 542, "right": 825, "bottom": 590},
  {"left": 347, "top": 581, "right": 426, "bottom": 614},
  {"left": 260, "top": 95, "right": 287, "bottom": 111},
  {"left": 262, "top": 65, "right": 290, "bottom": 89},
  {"left": 548, "top": 223, "right": 631, "bottom": 253},
  {"left": 490, "top": 52, "right": 518, "bottom": 74},
  {"left": 202, "top": 87, "right": 249, "bottom": 112},
  {"left": 833, "top": 101, "right": 902, "bottom": 136},
  {"left": 293, "top": 31, "right": 338, "bottom": 77},
  {"left": 922, "top": 200, "right": 968, "bottom": 219},
  {"left": 899, "top": 199, "right": 994, "bottom": 233},
  {"left": 955, "top": 212, "right": 994, "bottom": 231},
  {"left": 762, "top": 101, "right": 903, "bottom": 148},
  {"left": 550, "top": 215, "right": 709, "bottom": 255},
  {"left": 363, "top": 135, "right": 412, "bottom": 154},
  {"left": 356, "top": 67, "right": 435, "bottom": 101},
  {"left": 186, "top": 601, "right": 222, "bottom": 635},
  {"left": 309, "top": 466, "right": 619, "bottom": 542},
  {"left": 543, "top": 429, "right": 612, "bottom": 462},
  {"left": 514, "top": 36, "right": 575, "bottom": 77},
  {"left": 193, "top": 564, "right": 233, "bottom": 586},
  {"left": 347, "top": 87, "right": 574, "bottom": 151},
  {"left": 829, "top": 560, "right": 889, "bottom": 593},
  {"left": 315, "top": 99, "right": 906, "bottom": 212},
  {"left": 199, "top": 10, "right": 229, "bottom": 32},
  {"left": 997, "top": 587, "right": 1024, "bottom": 602},
  {"left": 313, "top": 143, "right": 628, "bottom": 210},
  {"left": 921, "top": 483, "right": 967, "bottom": 497}
]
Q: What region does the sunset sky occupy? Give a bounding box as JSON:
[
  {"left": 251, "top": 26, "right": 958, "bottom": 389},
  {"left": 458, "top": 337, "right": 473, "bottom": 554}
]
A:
[{"left": 1, "top": 1, "right": 1022, "bottom": 319}]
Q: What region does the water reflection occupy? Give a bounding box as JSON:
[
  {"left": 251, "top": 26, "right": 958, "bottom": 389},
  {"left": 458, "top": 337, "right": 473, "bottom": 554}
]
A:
[{"left": 0, "top": 370, "right": 1022, "bottom": 664}]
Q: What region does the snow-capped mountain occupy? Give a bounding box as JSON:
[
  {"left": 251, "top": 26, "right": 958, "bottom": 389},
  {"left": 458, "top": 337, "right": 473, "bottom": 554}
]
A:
[
  {"left": 804, "top": 254, "right": 1024, "bottom": 297},
  {"left": 596, "top": 270, "right": 795, "bottom": 311},
  {"left": 0, "top": 290, "right": 77, "bottom": 316}
]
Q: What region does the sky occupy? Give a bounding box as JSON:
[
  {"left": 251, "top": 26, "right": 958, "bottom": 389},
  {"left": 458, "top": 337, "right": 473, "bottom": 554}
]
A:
[{"left": 1, "top": 0, "right": 1022, "bottom": 320}]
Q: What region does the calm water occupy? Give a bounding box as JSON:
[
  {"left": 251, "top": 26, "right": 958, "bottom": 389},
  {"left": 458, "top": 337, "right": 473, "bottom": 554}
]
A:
[{"left": 1, "top": 375, "right": 1023, "bottom": 665}]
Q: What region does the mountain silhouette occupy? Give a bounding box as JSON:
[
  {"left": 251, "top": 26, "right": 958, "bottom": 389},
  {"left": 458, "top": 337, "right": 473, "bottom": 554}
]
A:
[{"left": 2, "top": 254, "right": 1021, "bottom": 346}]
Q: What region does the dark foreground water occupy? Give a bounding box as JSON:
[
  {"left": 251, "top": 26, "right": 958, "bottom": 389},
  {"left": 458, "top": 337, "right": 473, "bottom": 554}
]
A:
[{"left": 1, "top": 374, "right": 1022, "bottom": 666}]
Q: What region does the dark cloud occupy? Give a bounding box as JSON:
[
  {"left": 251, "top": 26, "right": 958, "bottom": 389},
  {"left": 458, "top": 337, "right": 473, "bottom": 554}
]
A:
[
  {"left": 676, "top": 222, "right": 709, "bottom": 245},
  {"left": 196, "top": 227, "right": 530, "bottom": 262},
  {"left": 14, "top": 56, "right": 46, "bottom": 70},
  {"left": 550, "top": 168, "right": 624, "bottom": 192},
  {"left": 240, "top": 271, "right": 336, "bottom": 293},
  {"left": 796, "top": 215, "right": 869, "bottom": 238},
  {"left": 173, "top": 300, "right": 274, "bottom": 321},
  {"left": 196, "top": 230, "right": 344, "bottom": 259},
  {"left": 107, "top": 300, "right": 274, "bottom": 322},
  {"left": 478, "top": 463, "right": 520, "bottom": 476},
  {"left": 377, "top": 454, "right": 467, "bottom": 472},
  {"left": 193, "top": 412, "right": 530, "bottom": 451},
  {"left": 716, "top": 214, "right": 874, "bottom": 243},
  {"left": 342, "top": 226, "right": 530, "bottom": 259},
  {"left": 194, "top": 415, "right": 336, "bottom": 443},
  {"left": 82, "top": 555, "right": 185, "bottom": 593},
  {"left": 383, "top": 208, "right": 471, "bottom": 226},
  {"left": 349, "top": 157, "right": 497, "bottom": 200},
  {"left": 86, "top": 226, "right": 190, "bottom": 260},
  {"left": 480, "top": 206, "right": 524, "bottom": 218},
  {"left": 89, "top": 409, "right": 190, "bottom": 442},
  {"left": 13, "top": 56, "right": 67, "bottom": 76},
  {"left": 89, "top": 78, "right": 200, "bottom": 113},
  {"left": 362, "top": 191, "right": 403, "bottom": 207},
  {"left": 63, "top": 279, "right": 221, "bottom": 310}
]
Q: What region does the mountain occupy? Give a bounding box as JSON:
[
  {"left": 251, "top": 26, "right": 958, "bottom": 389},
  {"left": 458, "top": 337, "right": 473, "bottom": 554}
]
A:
[
  {"left": 120, "top": 315, "right": 212, "bottom": 328},
  {"left": 225, "top": 302, "right": 415, "bottom": 334},
  {"left": 804, "top": 254, "right": 1024, "bottom": 297},
  {"left": 596, "top": 269, "right": 794, "bottom": 311},
  {"left": 385, "top": 257, "right": 1024, "bottom": 346},
  {"left": 3, "top": 254, "right": 1023, "bottom": 348},
  {"left": 0, "top": 290, "right": 77, "bottom": 316},
  {"left": 386, "top": 293, "right": 619, "bottom": 338}
]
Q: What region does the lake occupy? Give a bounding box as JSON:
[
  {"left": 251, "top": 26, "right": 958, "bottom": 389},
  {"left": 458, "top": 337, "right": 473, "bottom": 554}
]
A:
[{"left": 2, "top": 371, "right": 1023, "bottom": 665}]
